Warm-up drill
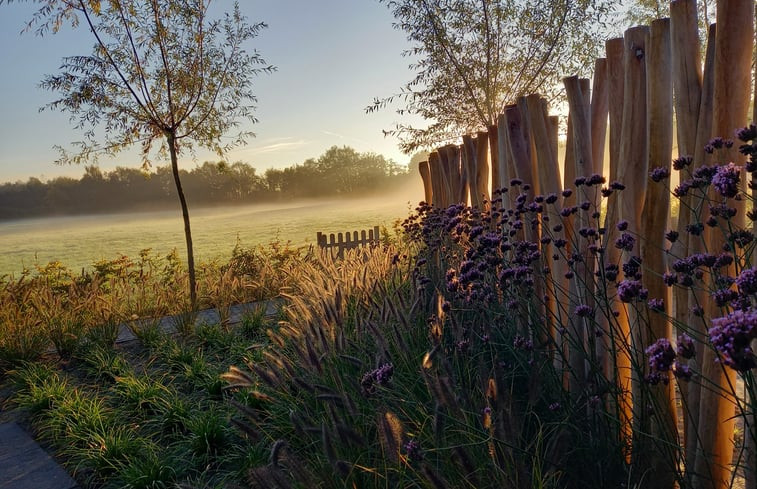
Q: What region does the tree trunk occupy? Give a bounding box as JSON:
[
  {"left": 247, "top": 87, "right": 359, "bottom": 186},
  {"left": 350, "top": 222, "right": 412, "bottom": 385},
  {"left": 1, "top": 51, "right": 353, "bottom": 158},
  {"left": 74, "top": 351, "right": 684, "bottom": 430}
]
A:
[{"left": 167, "top": 132, "right": 197, "bottom": 310}]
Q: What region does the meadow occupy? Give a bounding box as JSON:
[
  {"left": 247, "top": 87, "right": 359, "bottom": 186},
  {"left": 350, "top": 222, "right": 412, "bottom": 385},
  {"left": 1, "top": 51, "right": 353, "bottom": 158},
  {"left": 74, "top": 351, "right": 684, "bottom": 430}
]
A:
[{"left": 0, "top": 190, "right": 420, "bottom": 277}]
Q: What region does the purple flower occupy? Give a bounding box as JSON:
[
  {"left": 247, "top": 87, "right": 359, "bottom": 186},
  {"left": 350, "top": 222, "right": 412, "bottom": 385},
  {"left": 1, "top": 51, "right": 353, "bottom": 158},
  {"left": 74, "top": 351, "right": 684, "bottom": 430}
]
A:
[
  {"left": 549, "top": 402, "right": 561, "bottom": 411},
  {"left": 615, "top": 233, "right": 635, "bottom": 251},
  {"left": 737, "top": 268, "right": 757, "bottom": 295},
  {"left": 587, "top": 173, "right": 606, "bottom": 186},
  {"left": 610, "top": 181, "right": 626, "bottom": 190},
  {"left": 729, "top": 230, "right": 754, "bottom": 248},
  {"left": 604, "top": 264, "right": 619, "bottom": 282},
  {"left": 513, "top": 334, "right": 533, "bottom": 351},
  {"left": 404, "top": 439, "right": 423, "bottom": 462},
  {"left": 647, "top": 298, "right": 664, "bottom": 312},
  {"left": 673, "top": 361, "right": 693, "bottom": 381},
  {"left": 712, "top": 288, "right": 738, "bottom": 307},
  {"left": 645, "top": 338, "right": 676, "bottom": 385},
  {"left": 676, "top": 333, "right": 695, "bottom": 359},
  {"left": 711, "top": 163, "right": 742, "bottom": 198},
  {"left": 650, "top": 167, "right": 671, "bottom": 182},
  {"left": 736, "top": 124, "right": 757, "bottom": 142},
  {"left": 662, "top": 272, "right": 677, "bottom": 286},
  {"left": 617, "top": 279, "right": 643, "bottom": 303},
  {"left": 673, "top": 155, "right": 693, "bottom": 170},
  {"left": 665, "top": 230, "right": 679, "bottom": 243},
  {"left": 617, "top": 220, "right": 629, "bottom": 231},
  {"left": 686, "top": 222, "right": 704, "bottom": 236},
  {"left": 361, "top": 363, "right": 394, "bottom": 395},
  {"left": 709, "top": 308, "right": 757, "bottom": 372},
  {"left": 562, "top": 189, "right": 573, "bottom": 198},
  {"left": 575, "top": 304, "right": 592, "bottom": 317},
  {"left": 709, "top": 204, "right": 737, "bottom": 219}
]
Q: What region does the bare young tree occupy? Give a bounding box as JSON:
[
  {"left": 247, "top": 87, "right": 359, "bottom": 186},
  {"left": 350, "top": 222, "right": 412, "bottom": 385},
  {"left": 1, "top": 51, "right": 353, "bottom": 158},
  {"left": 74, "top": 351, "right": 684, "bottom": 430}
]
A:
[
  {"left": 2, "top": 0, "right": 274, "bottom": 308},
  {"left": 368, "top": 0, "right": 614, "bottom": 153}
]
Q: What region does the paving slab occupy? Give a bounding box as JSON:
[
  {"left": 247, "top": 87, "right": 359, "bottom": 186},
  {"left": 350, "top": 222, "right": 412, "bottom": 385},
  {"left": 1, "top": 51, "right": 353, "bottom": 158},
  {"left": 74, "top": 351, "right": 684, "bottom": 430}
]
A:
[{"left": 0, "top": 423, "right": 78, "bottom": 489}]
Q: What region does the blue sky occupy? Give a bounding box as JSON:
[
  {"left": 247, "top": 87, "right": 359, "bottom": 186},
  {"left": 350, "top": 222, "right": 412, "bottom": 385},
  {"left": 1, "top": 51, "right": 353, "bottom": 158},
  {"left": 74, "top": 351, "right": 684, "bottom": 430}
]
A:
[{"left": 0, "top": 1, "right": 423, "bottom": 182}]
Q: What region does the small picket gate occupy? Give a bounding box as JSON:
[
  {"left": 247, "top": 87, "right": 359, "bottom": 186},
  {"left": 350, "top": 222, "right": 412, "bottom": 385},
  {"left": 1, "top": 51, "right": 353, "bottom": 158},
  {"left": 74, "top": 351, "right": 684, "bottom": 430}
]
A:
[{"left": 316, "top": 226, "right": 381, "bottom": 258}]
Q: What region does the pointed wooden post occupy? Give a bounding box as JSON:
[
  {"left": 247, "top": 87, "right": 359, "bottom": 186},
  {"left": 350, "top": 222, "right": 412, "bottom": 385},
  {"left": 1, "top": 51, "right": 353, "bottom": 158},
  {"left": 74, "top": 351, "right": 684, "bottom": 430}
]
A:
[
  {"left": 497, "top": 113, "right": 512, "bottom": 209},
  {"left": 475, "top": 131, "right": 491, "bottom": 210},
  {"left": 419, "top": 160, "right": 433, "bottom": 205},
  {"left": 505, "top": 103, "right": 534, "bottom": 212},
  {"left": 428, "top": 151, "right": 443, "bottom": 208},
  {"left": 591, "top": 58, "right": 609, "bottom": 178},
  {"left": 638, "top": 18, "right": 678, "bottom": 488},
  {"left": 454, "top": 145, "right": 469, "bottom": 205},
  {"left": 681, "top": 23, "right": 717, "bottom": 479},
  {"left": 524, "top": 94, "right": 567, "bottom": 352},
  {"left": 564, "top": 75, "right": 594, "bottom": 394},
  {"left": 489, "top": 124, "right": 500, "bottom": 199},
  {"left": 441, "top": 145, "right": 462, "bottom": 204},
  {"left": 602, "top": 34, "right": 632, "bottom": 456},
  {"left": 463, "top": 135, "right": 479, "bottom": 209},
  {"left": 616, "top": 26, "right": 650, "bottom": 479},
  {"left": 670, "top": 0, "right": 703, "bottom": 472}
]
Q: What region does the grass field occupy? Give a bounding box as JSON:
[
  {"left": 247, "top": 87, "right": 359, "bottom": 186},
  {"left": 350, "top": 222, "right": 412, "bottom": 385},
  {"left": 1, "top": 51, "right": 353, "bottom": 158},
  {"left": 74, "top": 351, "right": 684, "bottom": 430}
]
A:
[{"left": 0, "top": 190, "right": 420, "bottom": 277}]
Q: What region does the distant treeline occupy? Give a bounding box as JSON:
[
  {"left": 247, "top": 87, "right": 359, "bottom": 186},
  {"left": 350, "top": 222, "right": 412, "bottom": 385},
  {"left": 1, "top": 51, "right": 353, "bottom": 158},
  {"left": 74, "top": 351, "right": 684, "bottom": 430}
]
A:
[{"left": 0, "top": 146, "right": 414, "bottom": 220}]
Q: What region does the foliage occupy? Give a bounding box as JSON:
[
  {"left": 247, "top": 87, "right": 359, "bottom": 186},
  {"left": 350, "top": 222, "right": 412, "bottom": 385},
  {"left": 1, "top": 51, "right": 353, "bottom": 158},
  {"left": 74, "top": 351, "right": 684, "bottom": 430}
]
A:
[
  {"left": 369, "top": 0, "right": 614, "bottom": 152},
  {"left": 0, "top": 146, "right": 413, "bottom": 220},
  {"left": 1, "top": 0, "right": 275, "bottom": 308},
  {"left": 624, "top": 0, "right": 715, "bottom": 38},
  {"left": 0, "top": 244, "right": 300, "bottom": 375},
  {"left": 221, "top": 240, "right": 629, "bottom": 487},
  {"left": 5, "top": 307, "right": 274, "bottom": 488}
]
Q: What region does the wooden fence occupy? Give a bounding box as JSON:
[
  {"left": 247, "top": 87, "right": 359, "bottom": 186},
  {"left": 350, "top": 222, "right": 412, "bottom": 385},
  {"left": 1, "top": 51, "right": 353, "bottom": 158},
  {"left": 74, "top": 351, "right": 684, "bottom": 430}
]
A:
[
  {"left": 416, "top": 1, "right": 755, "bottom": 488},
  {"left": 316, "top": 226, "right": 381, "bottom": 258}
]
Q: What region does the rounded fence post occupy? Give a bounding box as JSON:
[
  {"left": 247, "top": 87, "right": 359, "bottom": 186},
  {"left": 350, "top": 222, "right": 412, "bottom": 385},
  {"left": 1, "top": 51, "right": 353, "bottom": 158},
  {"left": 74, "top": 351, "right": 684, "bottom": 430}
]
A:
[
  {"left": 639, "top": 18, "right": 678, "bottom": 487},
  {"left": 616, "top": 26, "right": 650, "bottom": 474},
  {"left": 419, "top": 160, "right": 433, "bottom": 205}
]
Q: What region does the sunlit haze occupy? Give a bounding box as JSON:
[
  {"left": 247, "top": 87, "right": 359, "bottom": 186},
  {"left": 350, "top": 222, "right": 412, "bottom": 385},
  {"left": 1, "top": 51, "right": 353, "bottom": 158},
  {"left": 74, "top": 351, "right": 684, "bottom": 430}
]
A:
[{"left": 0, "top": 0, "right": 423, "bottom": 183}]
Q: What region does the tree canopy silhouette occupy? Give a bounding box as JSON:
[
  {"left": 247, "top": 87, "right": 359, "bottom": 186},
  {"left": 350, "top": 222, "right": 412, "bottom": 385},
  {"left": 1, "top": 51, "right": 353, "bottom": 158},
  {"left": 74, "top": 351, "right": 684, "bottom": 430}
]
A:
[
  {"left": 1, "top": 0, "right": 274, "bottom": 308},
  {"left": 368, "top": 0, "right": 614, "bottom": 153}
]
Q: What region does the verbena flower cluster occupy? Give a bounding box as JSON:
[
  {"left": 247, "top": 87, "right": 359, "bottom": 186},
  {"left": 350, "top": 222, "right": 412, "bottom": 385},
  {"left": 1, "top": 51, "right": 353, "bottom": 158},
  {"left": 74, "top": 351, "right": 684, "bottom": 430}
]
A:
[
  {"left": 644, "top": 125, "right": 757, "bottom": 377},
  {"left": 360, "top": 363, "right": 394, "bottom": 395}
]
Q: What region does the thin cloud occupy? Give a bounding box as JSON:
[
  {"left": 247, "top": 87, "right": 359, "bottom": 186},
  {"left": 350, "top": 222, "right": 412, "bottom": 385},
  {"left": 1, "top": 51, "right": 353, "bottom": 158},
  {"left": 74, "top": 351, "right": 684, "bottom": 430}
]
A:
[
  {"left": 247, "top": 139, "right": 309, "bottom": 155},
  {"left": 320, "top": 130, "right": 370, "bottom": 146}
]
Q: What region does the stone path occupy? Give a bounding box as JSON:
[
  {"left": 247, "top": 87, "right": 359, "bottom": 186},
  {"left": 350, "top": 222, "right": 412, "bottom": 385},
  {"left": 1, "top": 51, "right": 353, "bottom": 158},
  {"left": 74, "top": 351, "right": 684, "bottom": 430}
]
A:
[
  {"left": 1, "top": 298, "right": 282, "bottom": 489},
  {"left": 0, "top": 423, "right": 78, "bottom": 489}
]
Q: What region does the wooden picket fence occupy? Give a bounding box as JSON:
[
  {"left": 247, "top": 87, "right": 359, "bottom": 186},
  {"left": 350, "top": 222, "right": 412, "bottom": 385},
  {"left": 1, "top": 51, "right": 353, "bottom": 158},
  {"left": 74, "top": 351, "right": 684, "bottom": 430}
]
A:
[
  {"left": 316, "top": 226, "right": 381, "bottom": 258},
  {"left": 416, "top": 2, "right": 755, "bottom": 488}
]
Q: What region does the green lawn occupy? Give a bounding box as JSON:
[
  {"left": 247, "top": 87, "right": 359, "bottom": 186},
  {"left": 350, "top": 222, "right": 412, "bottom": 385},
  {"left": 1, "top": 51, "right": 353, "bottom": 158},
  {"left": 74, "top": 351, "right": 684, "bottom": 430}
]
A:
[{"left": 0, "top": 194, "right": 420, "bottom": 277}]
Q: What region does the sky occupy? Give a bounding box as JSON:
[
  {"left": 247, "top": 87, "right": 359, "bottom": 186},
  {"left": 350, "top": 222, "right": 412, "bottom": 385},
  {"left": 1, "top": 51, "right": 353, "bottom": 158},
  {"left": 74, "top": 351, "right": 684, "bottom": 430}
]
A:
[{"left": 0, "top": 0, "right": 424, "bottom": 183}]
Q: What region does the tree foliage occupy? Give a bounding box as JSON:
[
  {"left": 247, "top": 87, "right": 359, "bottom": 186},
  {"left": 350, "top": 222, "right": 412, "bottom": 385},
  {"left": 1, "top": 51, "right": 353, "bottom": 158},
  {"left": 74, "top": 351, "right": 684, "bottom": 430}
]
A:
[
  {"left": 624, "top": 0, "right": 714, "bottom": 36},
  {"left": 0, "top": 147, "right": 412, "bottom": 220},
  {"left": 368, "top": 0, "right": 614, "bottom": 153},
  {"left": 1, "top": 0, "right": 274, "bottom": 307}
]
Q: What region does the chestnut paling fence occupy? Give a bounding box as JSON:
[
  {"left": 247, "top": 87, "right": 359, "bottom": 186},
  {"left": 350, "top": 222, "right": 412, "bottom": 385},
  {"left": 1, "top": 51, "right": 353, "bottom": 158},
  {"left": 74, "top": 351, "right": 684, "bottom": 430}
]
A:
[
  {"left": 415, "top": 1, "right": 756, "bottom": 488},
  {"left": 316, "top": 226, "right": 381, "bottom": 259}
]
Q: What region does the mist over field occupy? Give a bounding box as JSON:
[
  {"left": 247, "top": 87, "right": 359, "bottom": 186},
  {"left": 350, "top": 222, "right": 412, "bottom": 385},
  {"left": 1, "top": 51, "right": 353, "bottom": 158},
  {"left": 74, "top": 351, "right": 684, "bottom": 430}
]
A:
[{"left": 0, "top": 178, "right": 423, "bottom": 277}]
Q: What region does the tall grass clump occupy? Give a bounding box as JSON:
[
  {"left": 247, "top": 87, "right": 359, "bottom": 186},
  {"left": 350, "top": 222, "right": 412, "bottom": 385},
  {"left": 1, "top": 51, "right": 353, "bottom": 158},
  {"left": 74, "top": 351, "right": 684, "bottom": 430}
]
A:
[
  {"left": 0, "top": 240, "right": 305, "bottom": 376},
  {"left": 224, "top": 125, "right": 757, "bottom": 488},
  {"left": 223, "top": 224, "right": 625, "bottom": 488}
]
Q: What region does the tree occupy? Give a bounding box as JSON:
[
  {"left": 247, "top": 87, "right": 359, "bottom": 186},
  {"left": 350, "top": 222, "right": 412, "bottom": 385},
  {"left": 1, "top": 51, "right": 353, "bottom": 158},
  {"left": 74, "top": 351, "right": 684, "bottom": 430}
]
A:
[
  {"left": 624, "top": 0, "right": 714, "bottom": 36},
  {"left": 368, "top": 0, "right": 614, "bottom": 153},
  {"left": 2, "top": 0, "right": 274, "bottom": 308}
]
